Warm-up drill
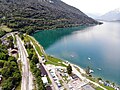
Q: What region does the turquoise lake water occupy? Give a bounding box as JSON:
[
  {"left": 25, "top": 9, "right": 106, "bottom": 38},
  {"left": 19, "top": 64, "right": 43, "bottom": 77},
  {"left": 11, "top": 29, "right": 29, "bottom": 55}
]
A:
[{"left": 33, "top": 21, "right": 120, "bottom": 85}]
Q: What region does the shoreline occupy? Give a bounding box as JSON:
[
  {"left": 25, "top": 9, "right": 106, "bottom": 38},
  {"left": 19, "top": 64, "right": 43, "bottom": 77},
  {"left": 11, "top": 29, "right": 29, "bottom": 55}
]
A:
[
  {"left": 48, "top": 55, "right": 120, "bottom": 87},
  {"left": 29, "top": 35, "right": 87, "bottom": 74},
  {"left": 30, "top": 35, "right": 120, "bottom": 89}
]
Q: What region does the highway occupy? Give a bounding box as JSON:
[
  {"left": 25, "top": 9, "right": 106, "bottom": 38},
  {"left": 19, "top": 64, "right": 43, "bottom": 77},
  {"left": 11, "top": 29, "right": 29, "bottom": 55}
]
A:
[{"left": 16, "top": 35, "right": 34, "bottom": 90}]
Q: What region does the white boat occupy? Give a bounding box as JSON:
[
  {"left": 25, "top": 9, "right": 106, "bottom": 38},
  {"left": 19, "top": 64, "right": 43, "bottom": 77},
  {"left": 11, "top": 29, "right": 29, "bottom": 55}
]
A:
[
  {"left": 88, "top": 57, "right": 91, "bottom": 60},
  {"left": 89, "top": 69, "right": 94, "bottom": 73},
  {"left": 71, "top": 55, "right": 74, "bottom": 57}
]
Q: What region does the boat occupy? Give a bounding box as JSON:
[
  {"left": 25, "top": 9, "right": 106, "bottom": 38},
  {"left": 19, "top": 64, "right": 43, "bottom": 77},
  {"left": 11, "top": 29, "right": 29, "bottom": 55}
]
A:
[
  {"left": 97, "top": 68, "right": 102, "bottom": 71},
  {"left": 71, "top": 55, "right": 74, "bottom": 58},
  {"left": 88, "top": 57, "right": 91, "bottom": 60},
  {"left": 89, "top": 69, "right": 94, "bottom": 73}
]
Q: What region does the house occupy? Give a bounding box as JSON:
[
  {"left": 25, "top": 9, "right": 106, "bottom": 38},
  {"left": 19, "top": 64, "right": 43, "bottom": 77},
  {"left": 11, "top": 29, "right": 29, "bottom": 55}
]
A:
[{"left": 42, "top": 76, "right": 48, "bottom": 85}]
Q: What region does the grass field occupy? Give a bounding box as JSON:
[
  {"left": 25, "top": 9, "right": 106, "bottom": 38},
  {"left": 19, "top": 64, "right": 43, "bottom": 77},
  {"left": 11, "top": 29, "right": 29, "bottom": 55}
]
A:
[
  {"left": 101, "top": 85, "right": 115, "bottom": 90},
  {"left": 95, "top": 87, "right": 104, "bottom": 90},
  {"left": 46, "top": 55, "right": 67, "bottom": 67},
  {"left": 0, "top": 25, "right": 12, "bottom": 32}
]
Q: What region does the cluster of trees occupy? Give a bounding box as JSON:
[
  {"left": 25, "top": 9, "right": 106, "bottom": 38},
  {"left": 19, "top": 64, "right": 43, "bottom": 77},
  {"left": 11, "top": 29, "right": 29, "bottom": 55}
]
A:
[
  {"left": 1, "top": 57, "right": 21, "bottom": 90},
  {"left": 7, "top": 36, "right": 14, "bottom": 49},
  {"left": 0, "top": 36, "right": 14, "bottom": 64},
  {"left": 0, "top": 42, "right": 21, "bottom": 90},
  {"left": 0, "top": 44, "right": 8, "bottom": 60},
  {"left": 0, "top": 11, "right": 79, "bottom": 36},
  {"left": 25, "top": 40, "right": 45, "bottom": 90},
  {"left": 67, "top": 64, "right": 72, "bottom": 75},
  {"left": 85, "top": 66, "right": 91, "bottom": 75},
  {"left": 0, "top": 30, "right": 6, "bottom": 37}
]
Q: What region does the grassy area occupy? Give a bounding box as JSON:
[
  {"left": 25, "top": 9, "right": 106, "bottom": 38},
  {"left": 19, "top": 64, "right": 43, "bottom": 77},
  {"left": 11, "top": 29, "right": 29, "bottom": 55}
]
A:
[
  {"left": 87, "top": 76, "right": 115, "bottom": 90},
  {"left": 26, "top": 35, "right": 44, "bottom": 56},
  {"left": 0, "top": 25, "right": 12, "bottom": 32},
  {"left": 95, "top": 87, "right": 104, "bottom": 90},
  {"left": 101, "top": 84, "right": 114, "bottom": 90},
  {"left": 46, "top": 56, "right": 66, "bottom": 67},
  {"left": 87, "top": 76, "right": 96, "bottom": 82},
  {"left": 47, "top": 76, "right": 52, "bottom": 84}
]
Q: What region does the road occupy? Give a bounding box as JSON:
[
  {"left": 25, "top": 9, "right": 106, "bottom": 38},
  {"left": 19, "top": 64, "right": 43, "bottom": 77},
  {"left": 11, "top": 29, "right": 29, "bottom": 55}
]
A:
[
  {"left": 71, "top": 64, "right": 107, "bottom": 90},
  {"left": 16, "top": 35, "right": 34, "bottom": 90},
  {"left": 30, "top": 41, "right": 59, "bottom": 90}
]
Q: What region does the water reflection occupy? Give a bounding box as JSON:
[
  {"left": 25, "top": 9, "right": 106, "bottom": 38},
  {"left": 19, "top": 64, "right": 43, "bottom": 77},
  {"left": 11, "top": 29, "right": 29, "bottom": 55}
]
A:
[{"left": 33, "top": 21, "right": 120, "bottom": 85}]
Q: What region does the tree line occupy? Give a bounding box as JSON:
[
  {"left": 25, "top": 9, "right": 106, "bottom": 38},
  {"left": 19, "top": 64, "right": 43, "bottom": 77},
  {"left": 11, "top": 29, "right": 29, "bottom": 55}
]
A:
[
  {"left": 0, "top": 36, "right": 21, "bottom": 90},
  {"left": 24, "top": 38, "right": 45, "bottom": 90}
]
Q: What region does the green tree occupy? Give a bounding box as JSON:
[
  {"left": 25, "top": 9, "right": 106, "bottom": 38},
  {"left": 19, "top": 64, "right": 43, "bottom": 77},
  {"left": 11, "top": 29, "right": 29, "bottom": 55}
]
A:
[
  {"left": 7, "top": 36, "right": 13, "bottom": 42},
  {"left": 12, "top": 72, "right": 21, "bottom": 85},
  {"left": 106, "top": 80, "right": 110, "bottom": 83},
  {"left": 0, "top": 60, "right": 5, "bottom": 68},
  {"left": 86, "top": 66, "right": 90, "bottom": 74},
  {"left": 0, "top": 39, "right": 2, "bottom": 44},
  {"left": 112, "top": 82, "right": 115, "bottom": 87},
  {"left": 0, "top": 30, "right": 6, "bottom": 37},
  {"left": 28, "top": 50, "right": 34, "bottom": 60},
  {"left": 8, "top": 42, "right": 14, "bottom": 48},
  {"left": 25, "top": 42, "right": 32, "bottom": 49},
  {"left": 67, "top": 64, "right": 72, "bottom": 74},
  {"left": 1, "top": 67, "right": 11, "bottom": 78},
  {"left": 19, "top": 34, "right": 24, "bottom": 40},
  {"left": 97, "top": 77, "right": 102, "bottom": 81},
  {"left": 2, "top": 77, "right": 14, "bottom": 90},
  {"left": 8, "top": 56, "right": 16, "bottom": 62},
  {"left": 37, "top": 76, "right": 45, "bottom": 90},
  {"left": 0, "top": 52, "right": 8, "bottom": 60},
  {"left": 32, "top": 54, "right": 39, "bottom": 64},
  {"left": 32, "top": 67, "right": 39, "bottom": 75},
  {"left": 35, "top": 69, "right": 41, "bottom": 78}
]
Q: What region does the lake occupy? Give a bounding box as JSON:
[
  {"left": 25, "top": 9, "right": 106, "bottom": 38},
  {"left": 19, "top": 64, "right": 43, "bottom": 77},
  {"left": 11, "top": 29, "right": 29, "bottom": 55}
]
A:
[{"left": 33, "top": 21, "right": 120, "bottom": 85}]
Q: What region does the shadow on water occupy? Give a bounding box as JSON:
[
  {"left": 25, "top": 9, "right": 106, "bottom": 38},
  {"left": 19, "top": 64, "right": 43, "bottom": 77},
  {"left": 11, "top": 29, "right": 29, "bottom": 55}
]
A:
[{"left": 32, "top": 26, "right": 90, "bottom": 49}]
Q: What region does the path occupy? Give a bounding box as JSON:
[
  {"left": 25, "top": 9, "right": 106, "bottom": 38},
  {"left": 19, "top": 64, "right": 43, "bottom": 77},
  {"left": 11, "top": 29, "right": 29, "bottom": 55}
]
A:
[{"left": 16, "top": 35, "right": 34, "bottom": 90}]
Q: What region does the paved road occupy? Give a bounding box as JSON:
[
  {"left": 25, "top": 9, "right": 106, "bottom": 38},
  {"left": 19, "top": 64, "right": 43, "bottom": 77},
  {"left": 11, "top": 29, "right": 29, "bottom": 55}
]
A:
[
  {"left": 16, "top": 35, "right": 34, "bottom": 90},
  {"left": 30, "top": 41, "right": 59, "bottom": 90}
]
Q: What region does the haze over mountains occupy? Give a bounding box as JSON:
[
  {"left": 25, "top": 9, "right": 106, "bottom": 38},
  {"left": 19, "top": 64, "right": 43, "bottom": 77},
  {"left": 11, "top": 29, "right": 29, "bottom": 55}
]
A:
[
  {"left": 98, "top": 8, "right": 120, "bottom": 21},
  {"left": 86, "top": 13, "right": 102, "bottom": 20}
]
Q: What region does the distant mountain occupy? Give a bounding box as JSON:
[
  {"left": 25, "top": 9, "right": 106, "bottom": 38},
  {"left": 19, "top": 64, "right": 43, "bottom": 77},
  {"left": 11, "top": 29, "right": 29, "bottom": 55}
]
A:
[
  {"left": 98, "top": 8, "right": 120, "bottom": 21},
  {"left": 0, "top": 0, "right": 99, "bottom": 34},
  {"left": 86, "top": 13, "right": 101, "bottom": 20}
]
